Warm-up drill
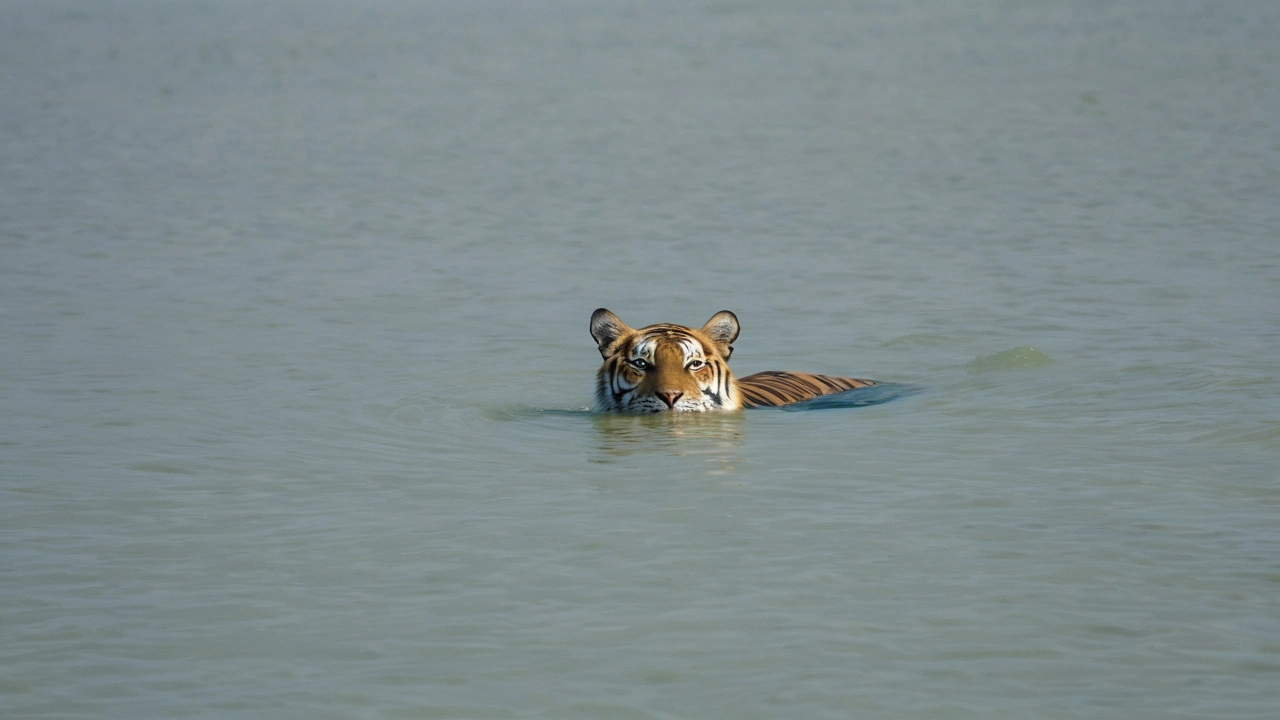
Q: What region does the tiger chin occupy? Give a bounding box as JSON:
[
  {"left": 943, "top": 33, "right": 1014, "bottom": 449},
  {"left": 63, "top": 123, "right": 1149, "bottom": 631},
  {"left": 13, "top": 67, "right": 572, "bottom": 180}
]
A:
[{"left": 590, "top": 308, "right": 877, "bottom": 413}]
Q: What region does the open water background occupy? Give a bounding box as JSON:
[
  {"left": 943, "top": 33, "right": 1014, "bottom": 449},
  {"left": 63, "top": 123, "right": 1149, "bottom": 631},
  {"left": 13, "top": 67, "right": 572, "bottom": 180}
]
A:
[{"left": 3, "top": 1, "right": 1278, "bottom": 718}]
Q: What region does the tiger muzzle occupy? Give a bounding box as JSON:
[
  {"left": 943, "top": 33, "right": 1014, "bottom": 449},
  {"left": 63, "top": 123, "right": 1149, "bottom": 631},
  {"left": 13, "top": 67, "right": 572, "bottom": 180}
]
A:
[{"left": 656, "top": 391, "right": 683, "bottom": 409}]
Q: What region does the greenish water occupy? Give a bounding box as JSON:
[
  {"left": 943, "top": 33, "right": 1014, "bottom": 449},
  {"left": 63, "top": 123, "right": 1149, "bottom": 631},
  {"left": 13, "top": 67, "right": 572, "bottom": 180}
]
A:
[{"left": 3, "top": 1, "right": 1278, "bottom": 718}]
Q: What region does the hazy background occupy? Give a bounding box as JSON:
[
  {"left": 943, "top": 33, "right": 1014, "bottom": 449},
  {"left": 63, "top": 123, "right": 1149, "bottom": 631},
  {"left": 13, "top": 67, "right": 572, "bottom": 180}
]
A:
[{"left": 3, "top": 1, "right": 1278, "bottom": 718}]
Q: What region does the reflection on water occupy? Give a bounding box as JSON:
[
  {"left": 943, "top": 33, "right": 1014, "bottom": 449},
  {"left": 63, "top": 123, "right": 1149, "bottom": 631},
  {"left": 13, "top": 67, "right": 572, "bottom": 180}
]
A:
[{"left": 589, "top": 411, "right": 745, "bottom": 468}]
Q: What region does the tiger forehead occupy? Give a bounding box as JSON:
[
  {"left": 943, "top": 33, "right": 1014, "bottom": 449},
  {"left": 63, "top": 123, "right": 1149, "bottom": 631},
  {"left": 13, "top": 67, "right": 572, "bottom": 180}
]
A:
[{"left": 628, "top": 330, "right": 709, "bottom": 360}]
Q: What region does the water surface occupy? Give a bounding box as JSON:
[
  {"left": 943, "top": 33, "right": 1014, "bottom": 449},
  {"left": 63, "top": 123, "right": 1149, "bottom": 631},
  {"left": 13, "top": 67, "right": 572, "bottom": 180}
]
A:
[{"left": 3, "top": 1, "right": 1278, "bottom": 718}]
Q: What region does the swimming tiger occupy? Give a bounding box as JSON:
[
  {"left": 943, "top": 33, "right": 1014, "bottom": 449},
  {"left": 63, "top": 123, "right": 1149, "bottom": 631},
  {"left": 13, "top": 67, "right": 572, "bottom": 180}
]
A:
[{"left": 590, "top": 308, "right": 877, "bottom": 413}]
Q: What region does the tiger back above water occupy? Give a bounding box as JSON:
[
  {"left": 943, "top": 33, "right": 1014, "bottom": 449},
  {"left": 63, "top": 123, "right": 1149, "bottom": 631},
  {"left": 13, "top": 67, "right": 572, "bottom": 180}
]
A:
[{"left": 590, "top": 308, "right": 878, "bottom": 413}]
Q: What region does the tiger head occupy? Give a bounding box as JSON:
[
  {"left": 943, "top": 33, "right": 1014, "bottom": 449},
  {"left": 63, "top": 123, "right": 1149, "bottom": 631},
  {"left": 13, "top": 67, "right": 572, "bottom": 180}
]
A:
[{"left": 590, "top": 308, "right": 742, "bottom": 413}]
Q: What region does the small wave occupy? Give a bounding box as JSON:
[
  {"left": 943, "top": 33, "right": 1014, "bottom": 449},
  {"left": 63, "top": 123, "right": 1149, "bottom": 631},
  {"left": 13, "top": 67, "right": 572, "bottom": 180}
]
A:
[
  {"left": 882, "top": 333, "right": 955, "bottom": 348},
  {"left": 482, "top": 406, "right": 593, "bottom": 422},
  {"left": 964, "top": 347, "right": 1055, "bottom": 373},
  {"left": 777, "top": 382, "right": 922, "bottom": 411}
]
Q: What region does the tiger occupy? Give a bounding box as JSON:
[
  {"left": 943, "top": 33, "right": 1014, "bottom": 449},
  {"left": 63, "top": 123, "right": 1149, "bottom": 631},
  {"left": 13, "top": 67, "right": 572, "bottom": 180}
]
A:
[{"left": 590, "top": 308, "right": 877, "bottom": 413}]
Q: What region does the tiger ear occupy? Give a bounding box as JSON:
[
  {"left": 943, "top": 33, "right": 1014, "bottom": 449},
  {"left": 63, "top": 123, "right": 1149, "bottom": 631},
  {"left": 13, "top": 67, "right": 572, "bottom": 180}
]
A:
[
  {"left": 590, "top": 308, "right": 632, "bottom": 357},
  {"left": 700, "top": 310, "right": 740, "bottom": 356}
]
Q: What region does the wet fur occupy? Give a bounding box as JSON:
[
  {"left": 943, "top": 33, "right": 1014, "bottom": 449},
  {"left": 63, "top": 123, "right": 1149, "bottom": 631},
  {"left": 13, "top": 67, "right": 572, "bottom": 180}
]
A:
[{"left": 590, "top": 309, "right": 877, "bottom": 413}]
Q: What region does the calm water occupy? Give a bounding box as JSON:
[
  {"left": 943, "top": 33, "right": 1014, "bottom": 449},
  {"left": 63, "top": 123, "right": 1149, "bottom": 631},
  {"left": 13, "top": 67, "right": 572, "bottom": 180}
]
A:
[{"left": 3, "top": 1, "right": 1279, "bottom": 718}]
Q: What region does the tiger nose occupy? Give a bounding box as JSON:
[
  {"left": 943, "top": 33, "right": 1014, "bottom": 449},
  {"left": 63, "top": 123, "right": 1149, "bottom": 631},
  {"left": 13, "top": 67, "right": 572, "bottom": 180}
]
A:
[{"left": 656, "top": 391, "right": 683, "bottom": 409}]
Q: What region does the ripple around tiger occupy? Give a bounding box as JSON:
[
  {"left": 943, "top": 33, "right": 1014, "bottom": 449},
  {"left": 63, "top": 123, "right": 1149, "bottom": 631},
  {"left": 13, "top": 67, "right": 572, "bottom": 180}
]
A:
[{"left": 589, "top": 308, "right": 879, "bottom": 413}]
